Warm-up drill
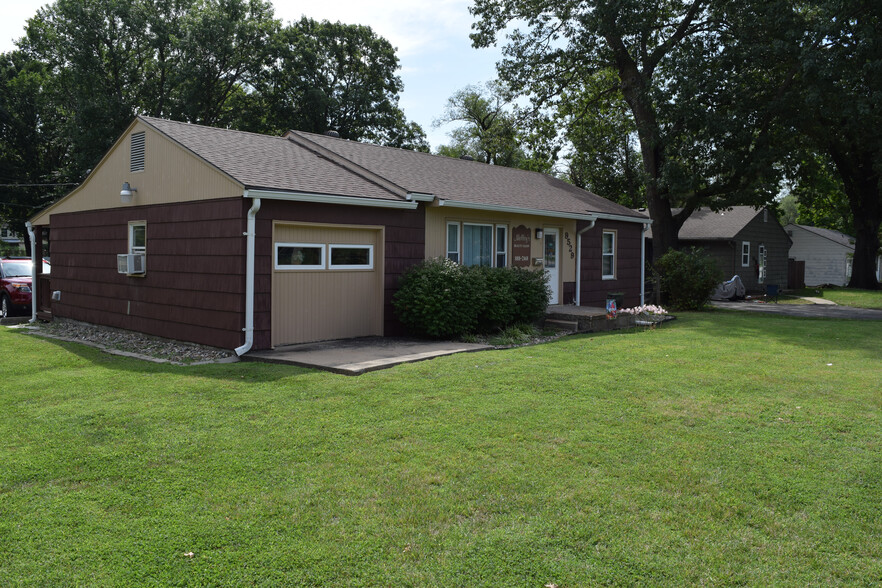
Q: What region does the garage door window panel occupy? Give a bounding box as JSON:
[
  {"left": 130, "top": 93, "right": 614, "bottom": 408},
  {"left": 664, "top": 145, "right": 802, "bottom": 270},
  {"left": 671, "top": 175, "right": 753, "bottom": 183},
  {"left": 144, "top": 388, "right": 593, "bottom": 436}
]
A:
[
  {"left": 329, "top": 244, "right": 373, "bottom": 270},
  {"left": 276, "top": 243, "right": 325, "bottom": 270}
]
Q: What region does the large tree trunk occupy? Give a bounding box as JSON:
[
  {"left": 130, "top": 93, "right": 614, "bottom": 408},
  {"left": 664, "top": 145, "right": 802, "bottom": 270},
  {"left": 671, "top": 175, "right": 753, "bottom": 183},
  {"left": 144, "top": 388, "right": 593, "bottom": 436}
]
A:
[{"left": 830, "top": 146, "right": 881, "bottom": 290}]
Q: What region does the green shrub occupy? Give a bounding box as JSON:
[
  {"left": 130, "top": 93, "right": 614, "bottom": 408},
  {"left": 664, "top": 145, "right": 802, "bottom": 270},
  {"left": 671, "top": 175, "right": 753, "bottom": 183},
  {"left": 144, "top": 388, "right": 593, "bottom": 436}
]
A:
[
  {"left": 393, "top": 259, "right": 550, "bottom": 338},
  {"left": 508, "top": 266, "right": 552, "bottom": 323},
  {"left": 654, "top": 247, "right": 723, "bottom": 310}
]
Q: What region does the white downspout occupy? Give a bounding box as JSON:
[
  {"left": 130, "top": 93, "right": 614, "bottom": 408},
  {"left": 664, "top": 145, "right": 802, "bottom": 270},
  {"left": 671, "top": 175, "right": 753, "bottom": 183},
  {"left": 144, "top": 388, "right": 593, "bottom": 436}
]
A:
[
  {"left": 575, "top": 219, "right": 596, "bottom": 306},
  {"left": 235, "top": 197, "right": 261, "bottom": 356},
  {"left": 641, "top": 224, "right": 649, "bottom": 306},
  {"left": 25, "top": 221, "right": 37, "bottom": 323}
]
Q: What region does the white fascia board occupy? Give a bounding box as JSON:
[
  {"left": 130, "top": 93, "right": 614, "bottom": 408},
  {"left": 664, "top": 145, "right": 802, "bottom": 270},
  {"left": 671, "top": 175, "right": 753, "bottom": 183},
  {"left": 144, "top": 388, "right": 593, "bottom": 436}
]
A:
[
  {"left": 437, "top": 199, "right": 596, "bottom": 221},
  {"left": 406, "top": 192, "right": 435, "bottom": 202},
  {"left": 592, "top": 212, "right": 653, "bottom": 225},
  {"left": 437, "top": 199, "right": 650, "bottom": 224},
  {"left": 244, "top": 189, "right": 418, "bottom": 210}
]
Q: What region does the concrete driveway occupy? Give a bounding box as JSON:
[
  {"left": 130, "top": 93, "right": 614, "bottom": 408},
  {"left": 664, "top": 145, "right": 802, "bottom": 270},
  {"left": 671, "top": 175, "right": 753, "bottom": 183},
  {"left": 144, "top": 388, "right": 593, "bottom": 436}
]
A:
[{"left": 710, "top": 300, "right": 882, "bottom": 320}]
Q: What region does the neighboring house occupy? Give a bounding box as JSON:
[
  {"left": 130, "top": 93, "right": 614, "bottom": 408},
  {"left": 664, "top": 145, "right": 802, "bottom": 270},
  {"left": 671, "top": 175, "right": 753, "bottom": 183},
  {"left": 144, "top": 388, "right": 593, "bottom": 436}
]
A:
[
  {"left": 647, "top": 206, "right": 792, "bottom": 292},
  {"left": 1, "top": 224, "right": 25, "bottom": 253},
  {"left": 28, "top": 117, "right": 649, "bottom": 353},
  {"left": 785, "top": 224, "right": 882, "bottom": 286}
]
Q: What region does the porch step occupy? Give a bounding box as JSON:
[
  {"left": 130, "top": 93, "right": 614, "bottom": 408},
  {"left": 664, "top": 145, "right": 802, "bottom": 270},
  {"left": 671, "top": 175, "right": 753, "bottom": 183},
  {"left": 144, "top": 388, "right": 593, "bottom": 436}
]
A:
[{"left": 544, "top": 318, "right": 579, "bottom": 331}]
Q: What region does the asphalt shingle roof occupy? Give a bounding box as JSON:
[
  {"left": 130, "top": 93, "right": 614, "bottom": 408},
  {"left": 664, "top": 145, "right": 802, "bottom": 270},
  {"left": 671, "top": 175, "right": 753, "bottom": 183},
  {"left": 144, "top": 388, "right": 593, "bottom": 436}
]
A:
[
  {"left": 647, "top": 206, "right": 765, "bottom": 240},
  {"left": 140, "top": 116, "right": 647, "bottom": 220},
  {"left": 787, "top": 224, "right": 855, "bottom": 249}
]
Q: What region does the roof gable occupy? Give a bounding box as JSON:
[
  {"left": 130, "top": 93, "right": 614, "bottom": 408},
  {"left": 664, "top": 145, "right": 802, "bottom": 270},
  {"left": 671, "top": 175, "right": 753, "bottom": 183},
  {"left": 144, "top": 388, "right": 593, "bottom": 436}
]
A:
[{"left": 786, "top": 224, "right": 855, "bottom": 250}]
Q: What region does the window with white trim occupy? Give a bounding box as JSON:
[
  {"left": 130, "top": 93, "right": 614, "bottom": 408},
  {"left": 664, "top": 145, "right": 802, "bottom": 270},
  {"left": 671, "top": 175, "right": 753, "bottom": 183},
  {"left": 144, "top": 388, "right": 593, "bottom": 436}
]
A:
[
  {"left": 495, "top": 225, "right": 508, "bottom": 267},
  {"left": 446, "top": 221, "right": 508, "bottom": 268},
  {"left": 329, "top": 244, "right": 373, "bottom": 269},
  {"left": 129, "top": 221, "right": 146, "bottom": 255},
  {"left": 741, "top": 241, "right": 750, "bottom": 267},
  {"left": 275, "top": 243, "right": 324, "bottom": 270},
  {"left": 601, "top": 230, "right": 616, "bottom": 279},
  {"left": 463, "top": 223, "right": 493, "bottom": 267},
  {"left": 446, "top": 222, "right": 460, "bottom": 263}
]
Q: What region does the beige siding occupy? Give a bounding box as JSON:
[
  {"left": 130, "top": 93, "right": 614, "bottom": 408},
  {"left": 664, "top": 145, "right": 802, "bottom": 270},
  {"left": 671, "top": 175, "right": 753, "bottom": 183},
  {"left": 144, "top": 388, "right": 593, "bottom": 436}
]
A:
[
  {"left": 272, "top": 222, "right": 384, "bottom": 346},
  {"left": 425, "top": 205, "right": 577, "bottom": 282},
  {"left": 31, "top": 120, "right": 243, "bottom": 225}
]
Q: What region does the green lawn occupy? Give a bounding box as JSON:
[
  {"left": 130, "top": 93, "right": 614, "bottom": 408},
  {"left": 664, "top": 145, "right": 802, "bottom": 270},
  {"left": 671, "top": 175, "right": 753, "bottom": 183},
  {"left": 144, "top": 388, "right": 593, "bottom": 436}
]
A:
[
  {"left": 2, "top": 313, "right": 881, "bottom": 586},
  {"left": 789, "top": 286, "right": 882, "bottom": 309}
]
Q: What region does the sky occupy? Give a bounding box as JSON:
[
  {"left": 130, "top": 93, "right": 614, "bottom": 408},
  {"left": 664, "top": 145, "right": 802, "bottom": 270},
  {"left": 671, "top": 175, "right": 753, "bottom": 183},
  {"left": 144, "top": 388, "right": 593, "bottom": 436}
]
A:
[{"left": 0, "top": 0, "right": 507, "bottom": 149}]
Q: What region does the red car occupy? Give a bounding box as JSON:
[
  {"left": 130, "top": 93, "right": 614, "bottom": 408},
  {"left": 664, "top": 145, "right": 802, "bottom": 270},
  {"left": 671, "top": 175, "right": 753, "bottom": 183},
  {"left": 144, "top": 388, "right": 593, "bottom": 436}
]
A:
[{"left": 0, "top": 257, "right": 50, "bottom": 318}]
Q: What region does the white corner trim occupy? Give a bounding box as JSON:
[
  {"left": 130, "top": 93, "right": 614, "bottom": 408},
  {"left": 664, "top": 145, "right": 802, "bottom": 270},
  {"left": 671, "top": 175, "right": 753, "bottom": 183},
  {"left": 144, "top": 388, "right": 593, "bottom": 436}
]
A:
[{"left": 244, "top": 189, "right": 418, "bottom": 210}]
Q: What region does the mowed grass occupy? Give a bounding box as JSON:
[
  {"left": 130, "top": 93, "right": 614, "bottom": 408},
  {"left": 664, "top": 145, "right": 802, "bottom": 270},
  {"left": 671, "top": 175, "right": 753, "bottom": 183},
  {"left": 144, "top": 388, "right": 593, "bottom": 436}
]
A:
[
  {"left": 1, "top": 313, "right": 880, "bottom": 586},
  {"left": 790, "top": 286, "right": 882, "bottom": 309}
]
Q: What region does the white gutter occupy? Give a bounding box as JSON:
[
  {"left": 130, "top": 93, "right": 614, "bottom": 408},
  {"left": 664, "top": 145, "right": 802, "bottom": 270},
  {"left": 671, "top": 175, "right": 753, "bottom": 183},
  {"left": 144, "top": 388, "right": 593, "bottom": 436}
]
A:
[
  {"left": 244, "top": 189, "right": 417, "bottom": 210},
  {"left": 575, "top": 219, "right": 597, "bottom": 306},
  {"left": 406, "top": 192, "right": 435, "bottom": 202},
  {"left": 641, "top": 224, "right": 649, "bottom": 305},
  {"left": 235, "top": 197, "right": 261, "bottom": 356},
  {"left": 25, "top": 221, "right": 37, "bottom": 323}
]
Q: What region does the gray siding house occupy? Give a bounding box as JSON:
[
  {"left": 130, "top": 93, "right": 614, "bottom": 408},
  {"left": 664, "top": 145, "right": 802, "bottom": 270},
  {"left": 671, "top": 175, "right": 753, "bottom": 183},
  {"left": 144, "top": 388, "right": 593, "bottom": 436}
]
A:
[
  {"left": 785, "top": 224, "right": 882, "bottom": 286},
  {"left": 648, "top": 206, "right": 791, "bottom": 292}
]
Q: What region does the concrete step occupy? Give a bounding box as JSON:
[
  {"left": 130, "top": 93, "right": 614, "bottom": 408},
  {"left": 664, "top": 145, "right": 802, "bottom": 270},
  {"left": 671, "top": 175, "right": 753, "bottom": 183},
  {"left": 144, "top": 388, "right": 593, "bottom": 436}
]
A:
[{"left": 544, "top": 318, "right": 579, "bottom": 331}]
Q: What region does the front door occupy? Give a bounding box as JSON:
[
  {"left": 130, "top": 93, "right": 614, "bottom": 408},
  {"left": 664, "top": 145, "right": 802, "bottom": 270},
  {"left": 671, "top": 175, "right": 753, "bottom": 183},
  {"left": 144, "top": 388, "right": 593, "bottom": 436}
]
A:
[{"left": 544, "top": 228, "right": 559, "bottom": 304}]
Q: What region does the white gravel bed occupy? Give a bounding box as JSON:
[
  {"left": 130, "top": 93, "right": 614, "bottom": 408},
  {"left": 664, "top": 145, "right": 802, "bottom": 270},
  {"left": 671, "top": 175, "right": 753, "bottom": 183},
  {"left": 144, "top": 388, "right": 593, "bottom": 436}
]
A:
[{"left": 21, "top": 318, "right": 238, "bottom": 365}]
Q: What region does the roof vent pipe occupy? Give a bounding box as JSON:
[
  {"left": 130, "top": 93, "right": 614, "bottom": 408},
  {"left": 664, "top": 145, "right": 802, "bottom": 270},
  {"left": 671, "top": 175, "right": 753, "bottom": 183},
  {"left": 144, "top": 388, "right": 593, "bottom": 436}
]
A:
[{"left": 324, "top": 130, "right": 340, "bottom": 138}]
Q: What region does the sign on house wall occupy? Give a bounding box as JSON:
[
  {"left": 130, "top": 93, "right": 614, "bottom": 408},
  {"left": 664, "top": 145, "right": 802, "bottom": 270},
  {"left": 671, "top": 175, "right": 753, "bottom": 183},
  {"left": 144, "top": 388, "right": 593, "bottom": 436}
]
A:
[{"left": 512, "top": 225, "right": 531, "bottom": 267}]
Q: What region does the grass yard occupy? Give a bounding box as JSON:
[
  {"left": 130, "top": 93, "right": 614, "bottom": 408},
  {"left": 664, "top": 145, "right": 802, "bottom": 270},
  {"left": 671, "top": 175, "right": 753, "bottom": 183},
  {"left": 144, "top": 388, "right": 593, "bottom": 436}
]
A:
[
  {"left": 788, "top": 286, "right": 882, "bottom": 309},
  {"left": 1, "top": 313, "right": 881, "bottom": 586}
]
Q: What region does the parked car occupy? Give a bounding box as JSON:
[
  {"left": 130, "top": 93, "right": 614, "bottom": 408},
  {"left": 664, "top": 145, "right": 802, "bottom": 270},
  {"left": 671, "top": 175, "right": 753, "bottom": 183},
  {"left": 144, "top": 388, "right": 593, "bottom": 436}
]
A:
[{"left": 0, "top": 257, "right": 50, "bottom": 318}]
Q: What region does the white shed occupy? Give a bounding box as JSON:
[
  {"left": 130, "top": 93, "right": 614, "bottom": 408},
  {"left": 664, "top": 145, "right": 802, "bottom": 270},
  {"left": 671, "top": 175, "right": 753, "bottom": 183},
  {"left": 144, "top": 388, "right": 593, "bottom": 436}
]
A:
[{"left": 785, "top": 224, "right": 857, "bottom": 286}]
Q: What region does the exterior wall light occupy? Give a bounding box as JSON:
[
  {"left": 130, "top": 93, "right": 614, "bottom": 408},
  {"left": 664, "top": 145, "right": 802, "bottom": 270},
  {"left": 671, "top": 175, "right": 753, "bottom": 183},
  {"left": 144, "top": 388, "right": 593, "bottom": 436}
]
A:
[
  {"left": 535, "top": 228, "right": 544, "bottom": 239},
  {"left": 120, "top": 182, "right": 137, "bottom": 203}
]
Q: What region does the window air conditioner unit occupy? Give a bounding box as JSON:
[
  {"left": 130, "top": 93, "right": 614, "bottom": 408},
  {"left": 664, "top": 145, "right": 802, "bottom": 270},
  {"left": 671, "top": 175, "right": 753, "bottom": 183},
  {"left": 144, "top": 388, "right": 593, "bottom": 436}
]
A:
[{"left": 117, "top": 253, "right": 146, "bottom": 275}]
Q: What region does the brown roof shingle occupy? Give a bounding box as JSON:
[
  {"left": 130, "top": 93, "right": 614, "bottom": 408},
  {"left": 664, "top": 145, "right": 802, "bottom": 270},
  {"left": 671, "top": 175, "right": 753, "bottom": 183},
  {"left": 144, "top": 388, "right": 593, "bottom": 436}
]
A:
[{"left": 141, "top": 116, "right": 648, "bottom": 220}]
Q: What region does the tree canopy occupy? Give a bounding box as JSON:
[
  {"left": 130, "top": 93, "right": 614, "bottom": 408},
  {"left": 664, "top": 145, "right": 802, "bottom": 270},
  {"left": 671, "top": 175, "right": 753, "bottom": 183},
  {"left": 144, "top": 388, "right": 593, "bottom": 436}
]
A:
[
  {"left": 0, "top": 0, "right": 427, "bottom": 240},
  {"left": 470, "top": 0, "right": 783, "bottom": 259}
]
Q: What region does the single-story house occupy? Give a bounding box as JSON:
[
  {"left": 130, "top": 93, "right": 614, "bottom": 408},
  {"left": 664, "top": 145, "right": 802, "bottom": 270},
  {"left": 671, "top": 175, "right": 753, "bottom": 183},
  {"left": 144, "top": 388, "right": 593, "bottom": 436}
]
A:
[
  {"left": 785, "top": 224, "right": 882, "bottom": 286},
  {"left": 647, "top": 206, "right": 791, "bottom": 292},
  {"left": 1, "top": 224, "right": 25, "bottom": 253},
  {"left": 27, "top": 117, "right": 649, "bottom": 353}
]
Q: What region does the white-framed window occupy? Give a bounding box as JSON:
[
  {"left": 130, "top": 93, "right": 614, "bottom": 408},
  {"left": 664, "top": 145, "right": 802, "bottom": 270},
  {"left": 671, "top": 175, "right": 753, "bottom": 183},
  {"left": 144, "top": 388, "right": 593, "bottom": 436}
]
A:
[
  {"left": 741, "top": 241, "right": 751, "bottom": 267},
  {"left": 129, "top": 221, "right": 146, "bottom": 254},
  {"left": 601, "top": 230, "right": 616, "bottom": 279},
  {"left": 446, "top": 221, "right": 508, "bottom": 268},
  {"left": 329, "top": 244, "right": 373, "bottom": 270},
  {"left": 446, "top": 222, "right": 460, "bottom": 263},
  {"left": 495, "top": 225, "right": 508, "bottom": 267},
  {"left": 275, "top": 242, "right": 325, "bottom": 270}
]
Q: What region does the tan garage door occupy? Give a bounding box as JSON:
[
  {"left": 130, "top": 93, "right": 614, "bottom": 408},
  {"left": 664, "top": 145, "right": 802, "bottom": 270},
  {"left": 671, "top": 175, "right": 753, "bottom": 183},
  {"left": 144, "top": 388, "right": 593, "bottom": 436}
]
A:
[{"left": 272, "top": 222, "right": 384, "bottom": 346}]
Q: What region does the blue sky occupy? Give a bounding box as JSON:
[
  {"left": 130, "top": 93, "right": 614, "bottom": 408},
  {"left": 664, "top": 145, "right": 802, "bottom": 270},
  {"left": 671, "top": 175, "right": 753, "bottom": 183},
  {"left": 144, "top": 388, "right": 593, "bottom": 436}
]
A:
[{"left": 0, "top": 0, "right": 506, "bottom": 149}]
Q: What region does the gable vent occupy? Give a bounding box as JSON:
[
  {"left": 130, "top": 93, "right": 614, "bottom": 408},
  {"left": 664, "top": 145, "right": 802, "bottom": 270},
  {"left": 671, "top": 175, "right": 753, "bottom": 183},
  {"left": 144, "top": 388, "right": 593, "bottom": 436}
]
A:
[{"left": 130, "top": 132, "right": 145, "bottom": 172}]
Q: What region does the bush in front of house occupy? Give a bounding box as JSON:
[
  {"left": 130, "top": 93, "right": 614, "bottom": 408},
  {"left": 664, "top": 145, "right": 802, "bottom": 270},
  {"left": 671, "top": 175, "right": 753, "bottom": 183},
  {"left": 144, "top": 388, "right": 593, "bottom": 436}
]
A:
[
  {"left": 654, "top": 247, "right": 723, "bottom": 310},
  {"left": 393, "top": 258, "right": 550, "bottom": 338}
]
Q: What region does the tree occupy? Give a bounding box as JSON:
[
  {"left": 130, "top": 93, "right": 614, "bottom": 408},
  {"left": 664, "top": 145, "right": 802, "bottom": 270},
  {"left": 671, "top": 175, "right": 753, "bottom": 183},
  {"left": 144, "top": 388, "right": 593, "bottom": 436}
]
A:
[
  {"left": 255, "top": 18, "right": 426, "bottom": 146},
  {"left": 470, "top": 0, "right": 782, "bottom": 259},
  {"left": 0, "top": 51, "right": 71, "bottom": 243},
  {"left": 783, "top": 1, "right": 881, "bottom": 289},
  {"left": 560, "top": 70, "right": 643, "bottom": 207},
  {"left": 434, "top": 82, "right": 556, "bottom": 171}
]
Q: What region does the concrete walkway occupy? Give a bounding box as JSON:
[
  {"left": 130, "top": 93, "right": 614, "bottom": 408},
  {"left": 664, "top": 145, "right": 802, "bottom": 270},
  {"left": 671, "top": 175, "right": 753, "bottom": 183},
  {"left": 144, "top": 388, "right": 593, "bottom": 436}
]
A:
[
  {"left": 710, "top": 300, "right": 882, "bottom": 320},
  {"left": 243, "top": 336, "right": 492, "bottom": 375}
]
